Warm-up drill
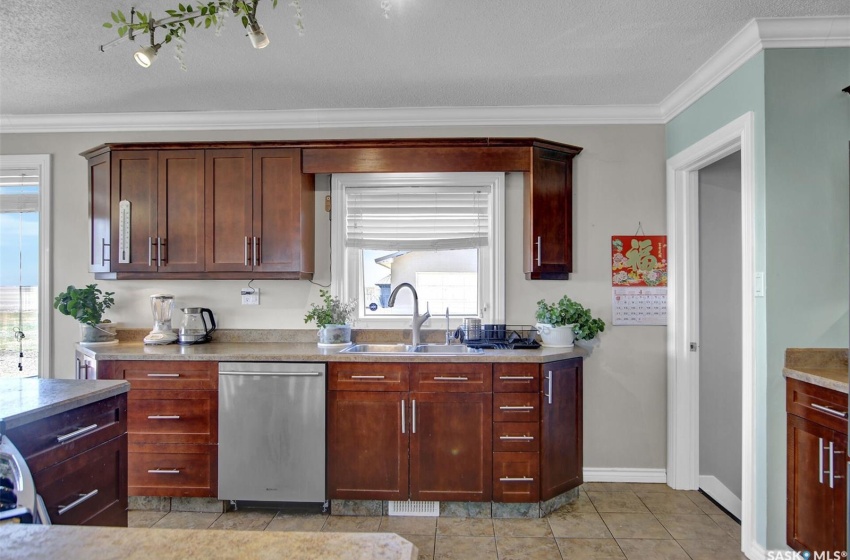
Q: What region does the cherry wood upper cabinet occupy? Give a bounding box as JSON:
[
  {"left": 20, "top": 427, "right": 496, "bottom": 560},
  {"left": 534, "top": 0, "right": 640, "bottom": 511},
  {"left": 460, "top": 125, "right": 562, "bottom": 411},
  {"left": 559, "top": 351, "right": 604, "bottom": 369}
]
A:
[
  {"left": 204, "top": 149, "right": 253, "bottom": 272},
  {"left": 87, "top": 152, "right": 111, "bottom": 274},
  {"left": 157, "top": 150, "right": 205, "bottom": 273}
]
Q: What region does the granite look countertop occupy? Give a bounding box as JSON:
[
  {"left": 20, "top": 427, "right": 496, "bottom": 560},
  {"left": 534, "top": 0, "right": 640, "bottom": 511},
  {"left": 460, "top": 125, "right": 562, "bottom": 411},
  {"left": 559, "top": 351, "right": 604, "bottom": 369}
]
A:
[
  {"left": 0, "top": 525, "right": 416, "bottom": 560},
  {"left": 783, "top": 348, "right": 848, "bottom": 394},
  {"left": 0, "top": 378, "right": 130, "bottom": 432}
]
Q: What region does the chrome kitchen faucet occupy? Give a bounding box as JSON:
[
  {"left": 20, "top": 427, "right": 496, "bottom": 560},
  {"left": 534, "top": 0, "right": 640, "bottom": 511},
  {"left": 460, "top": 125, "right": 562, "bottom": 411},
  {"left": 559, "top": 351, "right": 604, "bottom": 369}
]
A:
[{"left": 388, "top": 283, "right": 430, "bottom": 346}]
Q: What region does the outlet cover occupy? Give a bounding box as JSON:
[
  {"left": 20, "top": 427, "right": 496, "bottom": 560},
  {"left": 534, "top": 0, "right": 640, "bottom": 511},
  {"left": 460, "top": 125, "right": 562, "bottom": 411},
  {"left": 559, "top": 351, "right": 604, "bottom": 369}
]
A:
[{"left": 241, "top": 289, "right": 260, "bottom": 305}]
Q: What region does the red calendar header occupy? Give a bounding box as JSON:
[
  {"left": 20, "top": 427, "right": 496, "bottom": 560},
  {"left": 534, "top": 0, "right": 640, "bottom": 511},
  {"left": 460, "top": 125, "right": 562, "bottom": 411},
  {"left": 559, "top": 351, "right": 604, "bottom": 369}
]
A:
[{"left": 612, "top": 235, "right": 667, "bottom": 288}]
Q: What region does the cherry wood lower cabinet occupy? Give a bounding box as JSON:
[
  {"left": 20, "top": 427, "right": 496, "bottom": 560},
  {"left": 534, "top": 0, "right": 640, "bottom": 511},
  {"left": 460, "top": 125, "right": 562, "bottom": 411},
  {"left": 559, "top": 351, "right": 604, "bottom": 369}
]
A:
[
  {"left": 98, "top": 360, "right": 218, "bottom": 497},
  {"left": 786, "top": 378, "right": 848, "bottom": 554},
  {"left": 4, "top": 393, "right": 128, "bottom": 527},
  {"left": 540, "top": 359, "right": 583, "bottom": 500}
]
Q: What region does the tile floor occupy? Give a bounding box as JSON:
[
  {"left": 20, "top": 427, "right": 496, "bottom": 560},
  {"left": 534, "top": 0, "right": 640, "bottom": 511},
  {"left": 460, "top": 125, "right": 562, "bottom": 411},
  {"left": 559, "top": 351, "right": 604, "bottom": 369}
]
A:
[{"left": 129, "top": 483, "right": 745, "bottom": 559}]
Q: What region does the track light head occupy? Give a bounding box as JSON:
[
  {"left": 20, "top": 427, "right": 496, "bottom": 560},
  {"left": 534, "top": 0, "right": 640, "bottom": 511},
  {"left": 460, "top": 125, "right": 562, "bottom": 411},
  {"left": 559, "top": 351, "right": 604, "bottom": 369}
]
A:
[
  {"left": 247, "top": 21, "right": 269, "bottom": 49},
  {"left": 134, "top": 43, "right": 161, "bottom": 67}
]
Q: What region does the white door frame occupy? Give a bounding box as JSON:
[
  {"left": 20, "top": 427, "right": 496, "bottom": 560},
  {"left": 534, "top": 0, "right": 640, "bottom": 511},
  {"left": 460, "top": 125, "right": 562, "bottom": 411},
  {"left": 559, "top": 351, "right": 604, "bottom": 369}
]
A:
[
  {"left": 666, "top": 112, "right": 757, "bottom": 557},
  {"left": 0, "top": 154, "right": 52, "bottom": 379}
]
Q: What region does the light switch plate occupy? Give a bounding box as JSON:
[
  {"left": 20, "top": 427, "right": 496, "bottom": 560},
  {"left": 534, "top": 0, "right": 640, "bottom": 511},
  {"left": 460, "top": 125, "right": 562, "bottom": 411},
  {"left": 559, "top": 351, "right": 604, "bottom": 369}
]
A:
[
  {"left": 241, "top": 289, "right": 260, "bottom": 305},
  {"left": 754, "top": 272, "right": 765, "bottom": 297}
]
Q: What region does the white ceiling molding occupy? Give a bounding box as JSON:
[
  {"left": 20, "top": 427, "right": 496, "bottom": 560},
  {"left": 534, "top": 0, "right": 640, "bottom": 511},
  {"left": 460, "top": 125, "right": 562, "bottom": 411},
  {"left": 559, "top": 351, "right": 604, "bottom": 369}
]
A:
[
  {"left": 0, "top": 104, "right": 664, "bottom": 133},
  {"left": 660, "top": 16, "right": 850, "bottom": 123}
]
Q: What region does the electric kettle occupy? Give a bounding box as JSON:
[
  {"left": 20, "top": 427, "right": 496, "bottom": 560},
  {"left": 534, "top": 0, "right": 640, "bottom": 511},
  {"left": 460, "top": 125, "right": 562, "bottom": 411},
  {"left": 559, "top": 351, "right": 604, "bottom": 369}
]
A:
[{"left": 178, "top": 307, "right": 216, "bottom": 345}]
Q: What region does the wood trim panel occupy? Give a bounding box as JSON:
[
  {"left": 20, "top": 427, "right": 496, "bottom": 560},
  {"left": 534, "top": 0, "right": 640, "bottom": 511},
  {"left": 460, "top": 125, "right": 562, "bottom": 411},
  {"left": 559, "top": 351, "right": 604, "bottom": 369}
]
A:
[{"left": 302, "top": 146, "right": 531, "bottom": 174}]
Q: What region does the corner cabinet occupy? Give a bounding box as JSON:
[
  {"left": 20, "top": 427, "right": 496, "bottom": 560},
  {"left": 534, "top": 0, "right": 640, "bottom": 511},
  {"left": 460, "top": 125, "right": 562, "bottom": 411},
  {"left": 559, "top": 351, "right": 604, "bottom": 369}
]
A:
[{"left": 786, "top": 378, "right": 847, "bottom": 554}]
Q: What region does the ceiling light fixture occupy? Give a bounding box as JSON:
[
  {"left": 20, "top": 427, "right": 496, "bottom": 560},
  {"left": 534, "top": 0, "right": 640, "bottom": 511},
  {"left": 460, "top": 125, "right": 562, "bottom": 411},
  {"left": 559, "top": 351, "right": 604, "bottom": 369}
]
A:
[{"left": 100, "top": 1, "right": 392, "bottom": 69}]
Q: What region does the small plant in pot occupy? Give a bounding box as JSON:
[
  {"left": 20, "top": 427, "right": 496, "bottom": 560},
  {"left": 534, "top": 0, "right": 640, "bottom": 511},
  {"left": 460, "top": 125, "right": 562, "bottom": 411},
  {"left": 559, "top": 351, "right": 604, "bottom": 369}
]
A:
[
  {"left": 535, "top": 295, "right": 605, "bottom": 348},
  {"left": 304, "top": 289, "right": 357, "bottom": 345},
  {"left": 54, "top": 284, "right": 117, "bottom": 344}
]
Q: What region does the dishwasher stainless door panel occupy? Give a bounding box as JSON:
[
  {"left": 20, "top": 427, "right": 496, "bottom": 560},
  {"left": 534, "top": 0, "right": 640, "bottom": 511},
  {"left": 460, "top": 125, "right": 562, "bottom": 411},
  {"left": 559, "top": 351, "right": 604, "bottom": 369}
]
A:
[{"left": 218, "top": 362, "right": 326, "bottom": 502}]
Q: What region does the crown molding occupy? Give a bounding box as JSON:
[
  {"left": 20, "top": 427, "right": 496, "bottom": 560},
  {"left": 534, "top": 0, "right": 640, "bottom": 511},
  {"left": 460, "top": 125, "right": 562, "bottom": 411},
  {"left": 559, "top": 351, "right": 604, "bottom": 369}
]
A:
[
  {"left": 0, "top": 104, "right": 664, "bottom": 134},
  {"left": 661, "top": 16, "right": 850, "bottom": 122}
]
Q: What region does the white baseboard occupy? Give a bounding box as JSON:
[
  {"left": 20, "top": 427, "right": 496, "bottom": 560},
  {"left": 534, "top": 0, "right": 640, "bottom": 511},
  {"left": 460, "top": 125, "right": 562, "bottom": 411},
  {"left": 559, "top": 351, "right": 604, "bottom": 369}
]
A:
[
  {"left": 699, "top": 475, "right": 742, "bottom": 519},
  {"left": 745, "top": 541, "right": 766, "bottom": 560},
  {"left": 582, "top": 468, "right": 667, "bottom": 483}
]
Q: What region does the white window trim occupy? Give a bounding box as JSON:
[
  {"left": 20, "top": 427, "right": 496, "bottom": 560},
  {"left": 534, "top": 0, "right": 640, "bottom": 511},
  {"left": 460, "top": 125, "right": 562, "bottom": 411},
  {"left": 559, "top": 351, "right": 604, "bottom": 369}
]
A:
[
  {"left": 331, "top": 172, "right": 505, "bottom": 328},
  {"left": 0, "top": 154, "right": 51, "bottom": 378}
]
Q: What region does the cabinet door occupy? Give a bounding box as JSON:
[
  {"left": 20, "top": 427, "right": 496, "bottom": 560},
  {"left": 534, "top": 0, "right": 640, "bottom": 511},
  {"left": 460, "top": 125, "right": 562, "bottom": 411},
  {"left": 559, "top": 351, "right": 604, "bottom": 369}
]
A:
[
  {"left": 540, "top": 358, "right": 582, "bottom": 500},
  {"left": 832, "top": 431, "right": 847, "bottom": 553},
  {"left": 524, "top": 147, "right": 573, "bottom": 280},
  {"left": 787, "top": 414, "right": 839, "bottom": 553},
  {"left": 327, "top": 391, "right": 408, "bottom": 500},
  {"left": 158, "top": 150, "right": 205, "bottom": 272},
  {"left": 409, "top": 392, "right": 492, "bottom": 502},
  {"left": 88, "top": 152, "right": 112, "bottom": 273},
  {"left": 253, "top": 148, "right": 313, "bottom": 273},
  {"left": 204, "top": 149, "right": 253, "bottom": 271},
  {"left": 111, "top": 151, "right": 157, "bottom": 272},
  {"left": 75, "top": 351, "right": 97, "bottom": 380}
]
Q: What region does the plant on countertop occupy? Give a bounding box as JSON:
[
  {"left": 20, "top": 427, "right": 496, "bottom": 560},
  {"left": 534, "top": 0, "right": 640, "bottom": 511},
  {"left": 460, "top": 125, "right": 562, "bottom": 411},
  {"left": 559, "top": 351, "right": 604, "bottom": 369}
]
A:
[
  {"left": 54, "top": 284, "right": 116, "bottom": 327},
  {"left": 304, "top": 289, "right": 356, "bottom": 328},
  {"left": 535, "top": 295, "right": 605, "bottom": 341}
]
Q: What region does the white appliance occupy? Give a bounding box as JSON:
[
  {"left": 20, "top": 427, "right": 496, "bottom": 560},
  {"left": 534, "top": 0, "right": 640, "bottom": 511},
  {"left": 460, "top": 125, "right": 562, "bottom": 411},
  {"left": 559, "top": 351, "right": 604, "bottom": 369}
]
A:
[{"left": 143, "top": 294, "right": 177, "bottom": 345}]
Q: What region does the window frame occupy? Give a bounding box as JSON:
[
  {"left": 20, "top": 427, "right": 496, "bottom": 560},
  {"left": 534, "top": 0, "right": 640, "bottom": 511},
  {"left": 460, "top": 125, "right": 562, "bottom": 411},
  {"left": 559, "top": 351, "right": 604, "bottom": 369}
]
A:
[{"left": 331, "top": 172, "right": 505, "bottom": 328}]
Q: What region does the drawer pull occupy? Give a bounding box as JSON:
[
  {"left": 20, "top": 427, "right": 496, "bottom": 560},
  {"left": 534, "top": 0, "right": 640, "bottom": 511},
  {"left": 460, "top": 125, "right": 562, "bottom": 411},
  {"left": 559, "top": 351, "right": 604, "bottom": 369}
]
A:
[
  {"left": 500, "top": 477, "right": 534, "bottom": 483},
  {"left": 351, "top": 375, "right": 385, "bottom": 379},
  {"left": 499, "top": 405, "right": 534, "bottom": 411},
  {"left": 499, "top": 435, "right": 534, "bottom": 441},
  {"left": 148, "top": 415, "right": 181, "bottom": 420},
  {"left": 148, "top": 468, "right": 181, "bottom": 475},
  {"left": 811, "top": 403, "right": 848, "bottom": 418},
  {"left": 499, "top": 376, "right": 534, "bottom": 380},
  {"left": 147, "top": 373, "right": 180, "bottom": 378},
  {"left": 433, "top": 376, "right": 468, "bottom": 381},
  {"left": 57, "top": 424, "right": 98, "bottom": 443},
  {"left": 58, "top": 489, "right": 99, "bottom": 515}
]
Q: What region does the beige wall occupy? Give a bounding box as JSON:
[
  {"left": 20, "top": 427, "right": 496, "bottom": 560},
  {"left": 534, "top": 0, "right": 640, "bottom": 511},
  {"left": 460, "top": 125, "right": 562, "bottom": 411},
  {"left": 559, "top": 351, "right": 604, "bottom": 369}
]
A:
[{"left": 1, "top": 124, "right": 666, "bottom": 470}]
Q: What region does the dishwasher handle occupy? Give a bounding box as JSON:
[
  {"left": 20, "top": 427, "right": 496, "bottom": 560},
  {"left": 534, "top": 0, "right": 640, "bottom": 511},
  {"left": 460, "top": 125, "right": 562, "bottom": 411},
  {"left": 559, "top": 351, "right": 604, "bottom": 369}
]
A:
[{"left": 219, "top": 370, "right": 322, "bottom": 376}]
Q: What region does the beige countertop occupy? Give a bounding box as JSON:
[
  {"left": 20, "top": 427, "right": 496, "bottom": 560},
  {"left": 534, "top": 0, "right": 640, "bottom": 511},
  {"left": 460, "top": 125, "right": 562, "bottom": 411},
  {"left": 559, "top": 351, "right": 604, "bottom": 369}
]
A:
[
  {"left": 0, "top": 378, "right": 130, "bottom": 432},
  {"left": 783, "top": 348, "right": 848, "bottom": 394},
  {"left": 0, "top": 525, "right": 416, "bottom": 560}
]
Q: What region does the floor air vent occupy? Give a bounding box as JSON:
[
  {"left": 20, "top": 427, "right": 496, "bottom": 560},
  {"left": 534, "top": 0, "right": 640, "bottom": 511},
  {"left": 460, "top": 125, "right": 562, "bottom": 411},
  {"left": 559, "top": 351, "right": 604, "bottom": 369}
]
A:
[{"left": 387, "top": 500, "right": 440, "bottom": 517}]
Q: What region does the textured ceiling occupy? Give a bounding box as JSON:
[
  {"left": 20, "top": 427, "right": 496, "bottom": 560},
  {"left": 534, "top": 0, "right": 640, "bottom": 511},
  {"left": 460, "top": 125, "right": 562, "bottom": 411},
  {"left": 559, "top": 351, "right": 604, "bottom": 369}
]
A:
[{"left": 0, "top": 0, "right": 848, "bottom": 116}]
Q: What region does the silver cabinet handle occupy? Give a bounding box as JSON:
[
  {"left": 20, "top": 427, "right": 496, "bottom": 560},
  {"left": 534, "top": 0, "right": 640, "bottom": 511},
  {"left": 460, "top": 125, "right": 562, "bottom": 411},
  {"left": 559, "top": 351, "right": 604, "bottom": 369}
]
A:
[
  {"left": 434, "top": 376, "right": 468, "bottom": 381},
  {"left": 147, "top": 373, "right": 180, "bottom": 377},
  {"left": 536, "top": 236, "right": 542, "bottom": 267},
  {"left": 253, "top": 236, "right": 259, "bottom": 266},
  {"left": 244, "top": 236, "right": 250, "bottom": 266},
  {"left": 101, "top": 238, "right": 109, "bottom": 266},
  {"left": 76, "top": 358, "right": 84, "bottom": 379},
  {"left": 829, "top": 440, "right": 835, "bottom": 488},
  {"left": 148, "top": 236, "right": 154, "bottom": 266},
  {"left": 500, "top": 477, "right": 534, "bottom": 483},
  {"left": 401, "top": 399, "right": 406, "bottom": 434},
  {"left": 157, "top": 237, "right": 163, "bottom": 267},
  {"left": 500, "top": 376, "right": 534, "bottom": 380},
  {"left": 545, "top": 371, "right": 553, "bottom": 405},
  {"left": 148, "top": 415, "right": 181, "bottom": 420},
  {"left": 412, "top": 399, "right": 416, "bottom": 434},
  {"left": 58, "top": 489, "right": 98, "bottom": 515},
  {"left": 351, "top": 375, "right": 386, "bottom": 379},
  {"left": 819, "top": 437, "right": 824, "bottom": 484},
  {"left": 57, "top": 424, "right": 98, "bottom": 444},
  {"left": 499, "top": 405, "right": 534, "bottom": 411},
  {"left": 499, "top": 435, "right": 534, "bottom": 441},
  {"left": 811, "top": 403, "right": 848, "bottom": 418},
  {"left": 148, "top": 469, "right": 181, "bottom": 475}
]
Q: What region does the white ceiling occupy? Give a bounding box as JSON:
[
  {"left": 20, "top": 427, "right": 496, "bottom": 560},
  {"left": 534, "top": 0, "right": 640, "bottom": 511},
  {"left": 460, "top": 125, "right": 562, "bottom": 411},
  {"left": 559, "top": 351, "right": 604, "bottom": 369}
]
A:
[{"left": 0, "top": 0, "right": 848, "bottom": 118}]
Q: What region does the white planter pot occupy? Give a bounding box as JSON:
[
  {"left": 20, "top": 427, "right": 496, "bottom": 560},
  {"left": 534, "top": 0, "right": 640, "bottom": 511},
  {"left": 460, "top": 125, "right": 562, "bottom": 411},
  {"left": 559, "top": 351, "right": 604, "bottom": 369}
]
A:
[
  {"left": 318, "top": 324, "right": 352, "bottom": 345},
  {"left": 79, "top": 322, "right": 118, "bottom": 344},
  {"left": 535, "top": 323, "right": 575, "bottom": 348}
]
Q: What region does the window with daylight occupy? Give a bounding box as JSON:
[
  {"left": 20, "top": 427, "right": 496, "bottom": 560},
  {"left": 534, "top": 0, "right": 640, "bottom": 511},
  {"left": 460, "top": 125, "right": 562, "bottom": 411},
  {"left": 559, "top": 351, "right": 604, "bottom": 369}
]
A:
[{"left": 331, "top": 172, "right": 505, "bottom": 326}]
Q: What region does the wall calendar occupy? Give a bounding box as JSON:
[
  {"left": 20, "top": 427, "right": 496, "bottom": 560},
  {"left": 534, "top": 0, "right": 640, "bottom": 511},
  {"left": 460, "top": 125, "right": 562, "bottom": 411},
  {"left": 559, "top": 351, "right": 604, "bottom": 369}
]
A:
[{"left": 611, "top": 235, "right": 668, "bottom": 326}]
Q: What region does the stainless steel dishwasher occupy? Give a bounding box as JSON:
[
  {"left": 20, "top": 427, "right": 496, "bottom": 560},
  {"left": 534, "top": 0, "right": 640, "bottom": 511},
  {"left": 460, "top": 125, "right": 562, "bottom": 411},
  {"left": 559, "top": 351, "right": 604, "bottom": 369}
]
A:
[{"left": 218, "top": 362, "right": 326, "bottom": 503}]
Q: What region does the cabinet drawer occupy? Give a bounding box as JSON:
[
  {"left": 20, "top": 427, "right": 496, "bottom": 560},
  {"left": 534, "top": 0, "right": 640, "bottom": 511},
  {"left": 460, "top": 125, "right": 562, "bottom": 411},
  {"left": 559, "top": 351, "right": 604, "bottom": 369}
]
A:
[
  {"left": 787, "top": 378, "right": 848, "bottom": 434},
  {"left": 128, "top": 443, "right": 216, "bottom": 497},
  {"left": 329, "top": 363, "right": 409, "bottom": 391},
  {"left": 493, "top": 422, "right": 539, "bottom": 452},
  {"left": 128, "top": 390, "right": 217, "bottom": 444},
  {"left": 493, "top": 364, "right": 539, "bottom": 393},
  {"left": 6, "top": 394, "right": 127, "bottom": 474},
  {"left": 104, "top": 361, "right": 218, "bottom": 390},
  {"left": 35, "top": 434, "right": 127, "bottom": 527},
  {"left": 493, "top": 452, "right": 539, "bottom": 503},
  {"left": 411, "top": 363, "right": 492, "bottom": 393},
  {"left": 494, "top": 393, "right": 540, "bottom": 422}
]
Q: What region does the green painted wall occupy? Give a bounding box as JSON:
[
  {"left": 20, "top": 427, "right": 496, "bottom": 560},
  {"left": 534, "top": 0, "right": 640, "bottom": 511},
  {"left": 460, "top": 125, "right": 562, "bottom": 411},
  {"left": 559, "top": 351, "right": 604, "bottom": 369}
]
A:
[{"left": 763, "top": 47, "right": 850, "bottom": 549}]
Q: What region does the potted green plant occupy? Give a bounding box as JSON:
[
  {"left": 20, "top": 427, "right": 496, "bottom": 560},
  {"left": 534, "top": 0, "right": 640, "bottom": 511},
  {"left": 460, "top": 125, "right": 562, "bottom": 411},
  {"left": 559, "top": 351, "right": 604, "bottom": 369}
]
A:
[
  {"left": 54, "top": 284, "right": 118, "bottom": 344},
  {"left": 304, "top": 289, "right": 357, "bottom": 345},
  {"left": 535, "top": 295, "right": 605, "bottom": 348}
]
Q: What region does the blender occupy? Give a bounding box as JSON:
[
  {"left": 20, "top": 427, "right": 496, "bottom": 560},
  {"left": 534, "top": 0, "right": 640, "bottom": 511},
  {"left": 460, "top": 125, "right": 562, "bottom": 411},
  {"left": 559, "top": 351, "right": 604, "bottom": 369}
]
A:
[{"left": 144, "top": 294, "right": 178, "bottom": 345}]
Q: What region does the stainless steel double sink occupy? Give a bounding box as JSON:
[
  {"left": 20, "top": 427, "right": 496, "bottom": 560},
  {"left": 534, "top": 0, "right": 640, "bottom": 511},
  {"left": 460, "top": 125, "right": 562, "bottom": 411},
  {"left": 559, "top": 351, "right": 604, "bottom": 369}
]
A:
[{"left": 340, "top": 343, "right": 484, "bottom": 356}]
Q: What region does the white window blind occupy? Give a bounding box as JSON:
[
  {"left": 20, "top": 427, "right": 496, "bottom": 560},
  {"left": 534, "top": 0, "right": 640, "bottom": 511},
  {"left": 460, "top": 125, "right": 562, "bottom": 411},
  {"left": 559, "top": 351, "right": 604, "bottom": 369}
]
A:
[
  {"left": 0, "top": 169, "right": 39, "bottom": 213},
  {"left": 345, "top": 185, "right": 491, "bottom": 251}
]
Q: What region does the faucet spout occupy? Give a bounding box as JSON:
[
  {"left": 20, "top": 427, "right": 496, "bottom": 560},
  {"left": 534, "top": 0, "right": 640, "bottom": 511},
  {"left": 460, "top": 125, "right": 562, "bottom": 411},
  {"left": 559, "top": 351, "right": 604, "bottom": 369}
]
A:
[{"left": 388, "top": 283, "right": 429, "bottom": 346}]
